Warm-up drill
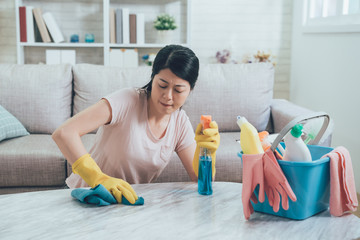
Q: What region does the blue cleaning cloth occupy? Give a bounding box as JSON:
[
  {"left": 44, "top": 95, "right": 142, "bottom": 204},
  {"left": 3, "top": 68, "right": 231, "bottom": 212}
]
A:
[{"left": 71, "top": 184, "right": 144, "bottom": 206}]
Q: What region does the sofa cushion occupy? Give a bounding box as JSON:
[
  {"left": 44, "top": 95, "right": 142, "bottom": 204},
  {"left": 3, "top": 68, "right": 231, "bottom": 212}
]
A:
[
  {"left": 0, "top": 64, "right": 72, "bottom": 134},
  {"left": 0, "top": 134, "right": 66, "bottom": 187},
  {"left": 0, "top": 105, "right": 29, "bottom": 142},
  {"left": 183, "top": 63, "right": 274, "bottom": 132},
  {"left": 73, "top": 64, "right": 152, "bottom": 115}
]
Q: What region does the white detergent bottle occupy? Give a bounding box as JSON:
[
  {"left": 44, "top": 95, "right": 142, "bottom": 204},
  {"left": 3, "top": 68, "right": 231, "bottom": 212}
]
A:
[{"left": 283, "top": 124, "right": 312, "bottom": 162}]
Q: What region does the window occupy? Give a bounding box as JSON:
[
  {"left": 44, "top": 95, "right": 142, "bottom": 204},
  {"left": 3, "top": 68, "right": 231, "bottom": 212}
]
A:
[{"left": 303, "top": 0, "right": 360, "bottom": 32}]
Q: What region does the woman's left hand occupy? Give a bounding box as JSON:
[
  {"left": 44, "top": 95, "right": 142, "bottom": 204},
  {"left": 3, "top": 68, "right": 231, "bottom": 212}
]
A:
[{"left": 192, "top": 121, "right": 220, "bottom": 177}]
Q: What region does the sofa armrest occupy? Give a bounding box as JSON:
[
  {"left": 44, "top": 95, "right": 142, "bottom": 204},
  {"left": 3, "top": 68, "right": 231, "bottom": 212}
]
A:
[
  {"left": 271, "top": 99, "right": 315, "bottom": 133},
  {"left": 270, "top": 99, "right": 333, "bottom": 147}
]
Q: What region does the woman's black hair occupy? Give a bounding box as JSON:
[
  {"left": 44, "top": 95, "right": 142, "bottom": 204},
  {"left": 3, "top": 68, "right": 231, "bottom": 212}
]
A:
[{"left": 142, "top": 45, "right": 199, "bottom": 94}]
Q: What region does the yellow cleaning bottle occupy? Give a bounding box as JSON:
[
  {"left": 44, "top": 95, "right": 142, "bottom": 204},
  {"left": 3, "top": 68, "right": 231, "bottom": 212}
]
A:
[{"left": 237, "top": 116, "right": 264, "bottom": 154}]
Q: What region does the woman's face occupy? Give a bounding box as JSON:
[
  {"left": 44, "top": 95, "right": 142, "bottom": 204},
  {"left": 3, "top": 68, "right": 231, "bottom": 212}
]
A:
[{"left": 150, "top": 68, "right": 191, "bottom": 115}]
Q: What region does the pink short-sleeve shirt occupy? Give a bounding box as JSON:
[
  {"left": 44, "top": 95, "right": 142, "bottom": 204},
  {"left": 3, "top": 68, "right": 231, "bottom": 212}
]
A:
[{"left": 66, "top": 88, "right": 195, "bottom": 187}]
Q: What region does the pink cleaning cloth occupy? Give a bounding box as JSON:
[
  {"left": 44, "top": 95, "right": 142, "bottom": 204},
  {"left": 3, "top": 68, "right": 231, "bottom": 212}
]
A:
[{"left": 322, "top": 146, "right": 358, "bottom": 216}]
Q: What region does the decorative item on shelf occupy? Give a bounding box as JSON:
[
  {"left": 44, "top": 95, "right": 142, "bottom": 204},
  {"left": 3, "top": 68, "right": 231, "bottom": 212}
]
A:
[
  {"left": 141, "top": 53, "right": 157, "bottom": 66},
  {"left": 253, "top": 50, "right": 276, "bottom": 67},
  {"left": 46, "top": 49, "right": 76, "bottom": 65},
  {"left": 241, "top": 53, "right": 252, "bottom": 64},
  {"left": 70, "top": 34, "right": 79, "bottom": 43},
  {"left": 215, "top": 49, "right": 237, "bottom": 64},
  {"left": 154, "top": 13, "right": 177, "bottom": 44},
  {"left": 85, "top": 33, "right": 95, "bottom": 43},
  {"left": 242, "top": 50, "right": 277, "bottom": 67}
]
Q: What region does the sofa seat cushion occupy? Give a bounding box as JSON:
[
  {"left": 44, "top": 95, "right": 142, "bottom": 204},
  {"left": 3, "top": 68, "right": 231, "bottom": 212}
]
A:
[
  {"left": 154, "top": 132, "right": 242, "bottom": 183},
  {"left": 0, "top": 134, "right": 66, "bottom": 187}
]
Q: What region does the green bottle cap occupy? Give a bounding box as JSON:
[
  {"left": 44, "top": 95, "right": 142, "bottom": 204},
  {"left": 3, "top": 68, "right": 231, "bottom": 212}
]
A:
[{"left": 291, "top": 124, "right": 303, "bottom": 138}]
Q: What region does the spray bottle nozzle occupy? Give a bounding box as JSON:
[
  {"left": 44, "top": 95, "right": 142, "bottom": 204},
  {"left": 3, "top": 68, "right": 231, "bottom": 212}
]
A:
[{"left": 201, "top": 115, "right": 212, "bottom": 130}]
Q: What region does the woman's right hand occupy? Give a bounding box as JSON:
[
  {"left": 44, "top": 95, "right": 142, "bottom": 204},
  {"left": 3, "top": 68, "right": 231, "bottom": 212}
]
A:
[
  {"left": 72, "top": 154, "right": 138, "bottom": 204},
  {"left": 101, "top": 177, "right": 138, "bottom": 204}
]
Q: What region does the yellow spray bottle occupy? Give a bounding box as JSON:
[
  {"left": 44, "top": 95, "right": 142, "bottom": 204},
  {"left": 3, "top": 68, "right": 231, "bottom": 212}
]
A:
[{"left": 237, "top": 116, "right": 264, "bottom": 154}]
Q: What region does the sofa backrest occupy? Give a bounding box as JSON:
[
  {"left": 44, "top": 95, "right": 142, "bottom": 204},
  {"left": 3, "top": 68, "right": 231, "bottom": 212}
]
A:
[
  {"left": 73, "top": 63, "right": 274, "bottom": 132},
  {"left": 184, "top": 63, "right": 274, "bottom": 132},
  {"left": 72, "top": 64, "right": 151, "bottom": 116},
  {"left": 0, "top": 63, "right": 273, "bottom": 134},
  {"left": 0, "top": 64, "right": 72, "bottom": 134}
]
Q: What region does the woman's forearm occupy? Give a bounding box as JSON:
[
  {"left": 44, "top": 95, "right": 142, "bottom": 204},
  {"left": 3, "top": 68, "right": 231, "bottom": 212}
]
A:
[
  {"left": 52, "top": 126, "right": 88, "bottom": 165},
  {"left": 52, "top": 99, "right": 112, "bottom": 165},
  {"left": 177, "top": 143, "right": 197, "bottom": 182}
]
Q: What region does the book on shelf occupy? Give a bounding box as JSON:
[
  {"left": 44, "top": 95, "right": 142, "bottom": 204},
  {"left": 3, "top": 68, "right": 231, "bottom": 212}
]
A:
[
  {"left": 122, "top": 8, "right": 130, "bottom": 44},
  {"left": 42, "top": 12, "right": 64, "bottom": 43},
  {"left": 136, "top": 13, "right": 145, "bottom": 44},
  {"left": 19, "top": 6, "right": 27, "bottom": 42},
  {"left": 26, "top": 6, "right": 35, "bottom": 43},
  {"left": 32, "top": 8, "right": 51, "bottom": 43},
  {"left": 110, "top": 8, "right": 116, "bottom": 44},
  {"left": 33, "top": 16, "right": 43, "bottom": 42},
  {"left": 129, "top": 14, "right": 137, "bottom": 44},
  {"left": 115, "top": 9, "right": 122, "bottom": 44}
]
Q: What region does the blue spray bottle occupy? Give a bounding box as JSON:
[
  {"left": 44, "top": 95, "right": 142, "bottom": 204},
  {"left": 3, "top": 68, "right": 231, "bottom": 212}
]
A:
[{"left": 198, "top": 115, "right": 213, "bottom": 195}]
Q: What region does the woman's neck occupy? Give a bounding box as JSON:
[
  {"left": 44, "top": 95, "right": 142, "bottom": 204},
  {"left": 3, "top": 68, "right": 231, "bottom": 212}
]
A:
[{"left": 147, "top": 98, "right": 171, "bottom": 139}]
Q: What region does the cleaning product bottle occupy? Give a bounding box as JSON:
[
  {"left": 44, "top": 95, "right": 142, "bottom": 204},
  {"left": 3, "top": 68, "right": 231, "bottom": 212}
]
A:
[
  {"left": 283, "top": 124, "right": 312, "bottom": 162},
  {"left": 258, "top": 131, "right": 271, "bottom": 152},
  {"left": 198, "top": 115, "right": 213, "bottom": 195},
  {"left": 236, "top": 116, "right": 264, "bottom": 154},
  {"left": 258, "top": 131, "right": 283, "bottom": 159}
]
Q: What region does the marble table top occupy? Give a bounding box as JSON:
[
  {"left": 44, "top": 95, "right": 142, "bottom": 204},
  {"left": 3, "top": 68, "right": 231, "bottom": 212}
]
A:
[{"left": 0, "top": 182, "right": 359, "bottom": 240}]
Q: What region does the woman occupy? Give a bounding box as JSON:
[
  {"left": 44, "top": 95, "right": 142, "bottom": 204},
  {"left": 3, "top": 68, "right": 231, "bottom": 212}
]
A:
[{"left": 52, "top": 45, "right": 220, "bottom": 204}]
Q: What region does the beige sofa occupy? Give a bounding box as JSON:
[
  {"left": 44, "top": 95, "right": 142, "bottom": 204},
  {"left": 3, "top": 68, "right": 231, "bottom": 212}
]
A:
[{"left": 0, "top": 63, "right": 331, "bottom": 194}]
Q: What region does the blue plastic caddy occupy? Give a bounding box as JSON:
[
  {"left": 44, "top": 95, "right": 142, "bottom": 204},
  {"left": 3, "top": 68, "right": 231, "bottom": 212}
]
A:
[
  {"left": 240, "top": 112, "right": 333, "bottom": 220},
  {"left": 252, "top": 143, "right": 332, "bottom": 220}
]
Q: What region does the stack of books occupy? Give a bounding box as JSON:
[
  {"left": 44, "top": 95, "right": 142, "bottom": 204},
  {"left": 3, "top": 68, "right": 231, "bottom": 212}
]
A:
[
  {"left": 109, "top": 8, "right": 145, "bottom": 45},
  {"left": 18, "top": 6, "right": 64, "bottom": 43}
]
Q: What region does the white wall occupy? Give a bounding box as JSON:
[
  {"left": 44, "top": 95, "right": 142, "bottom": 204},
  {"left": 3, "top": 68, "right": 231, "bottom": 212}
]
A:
[
  {"left": 0, "top": 0, "right": 292, "bottom": 99},
  {"left": 191, "top": 0, "right": 293, "bottom": 99},
  {"left": 291, "top": 0, "right": 360, "bottom": 193}
]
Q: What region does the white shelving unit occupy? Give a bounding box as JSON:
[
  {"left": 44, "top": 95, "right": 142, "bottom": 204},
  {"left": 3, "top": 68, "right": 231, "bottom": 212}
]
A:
[{"left": 15, "top": 0, "right": 191, "bottom": 65}]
